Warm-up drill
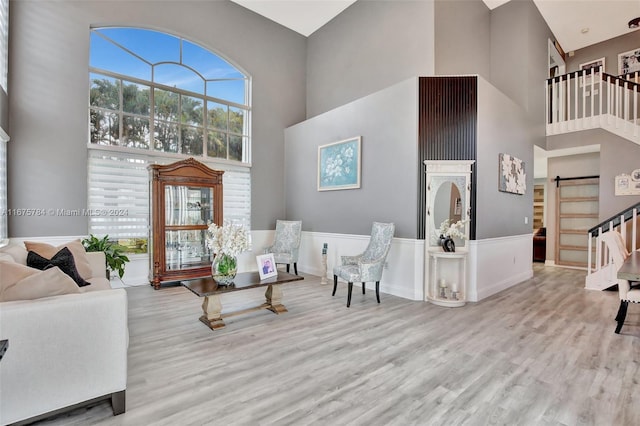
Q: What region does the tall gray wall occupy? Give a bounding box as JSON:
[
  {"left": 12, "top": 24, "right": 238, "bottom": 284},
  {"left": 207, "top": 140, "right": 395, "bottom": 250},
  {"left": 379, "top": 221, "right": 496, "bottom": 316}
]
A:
[
  {"left": 490, "top": 0, "right": 554, "bottom": 148},
  {"left": 476, "top": 76, "right": 534, "bottom": 239},
  {"left": 8, "top": 0, "right": 306, "bottom": 237},
  {"left": 306, "top": 0, "right": 434, "bottom": 118},
  {"left": 434, "top": 0, "right": 491, "bottom": 79},
  {"left": 284, "top": 78, "right": 418, "bottom": 238},
  {"left": 435, "top": 0, "right": 552, "bottom": 134}
]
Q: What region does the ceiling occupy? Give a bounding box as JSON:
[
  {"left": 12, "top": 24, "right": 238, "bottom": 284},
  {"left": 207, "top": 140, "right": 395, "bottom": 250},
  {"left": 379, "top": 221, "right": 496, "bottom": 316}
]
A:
[
  {"left": 231, "top": 0, "right": 640, "bottom": 52},
  {"left": 230, "top": 0, "right": 639, "bottom": 178},
  {"left": 230, "top": 0, "right": 357, "bottom": 37}
]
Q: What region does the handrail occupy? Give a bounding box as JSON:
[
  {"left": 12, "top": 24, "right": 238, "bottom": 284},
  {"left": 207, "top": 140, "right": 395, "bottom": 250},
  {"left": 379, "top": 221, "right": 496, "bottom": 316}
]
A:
[
  {"left": 546, "top": 66, "right": 640, "bottom": 145},
  {"left": 588, "top": 201, "right": 640, "bottom": 237},
  {"left": 546, "top": 70, "right": 640, "bottom": 92}
]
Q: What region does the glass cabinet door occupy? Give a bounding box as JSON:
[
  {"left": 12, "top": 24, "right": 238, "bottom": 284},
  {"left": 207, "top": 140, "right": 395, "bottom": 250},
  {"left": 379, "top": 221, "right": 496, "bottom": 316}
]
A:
[
  {"left": 164, "top": 185, "right": 214, "bottom": 226},
  {"left": 165, "top": 229, "right": 212, "bottom": 271}
]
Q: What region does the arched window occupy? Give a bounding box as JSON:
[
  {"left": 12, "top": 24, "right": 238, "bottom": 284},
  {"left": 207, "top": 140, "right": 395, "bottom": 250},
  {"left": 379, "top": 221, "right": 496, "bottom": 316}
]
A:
[
  {"left": 89, "top": 27, "right": 250, "bottom": 162},
  {"left": 88, "top": 28, "right": 251, "bottom": 253}
]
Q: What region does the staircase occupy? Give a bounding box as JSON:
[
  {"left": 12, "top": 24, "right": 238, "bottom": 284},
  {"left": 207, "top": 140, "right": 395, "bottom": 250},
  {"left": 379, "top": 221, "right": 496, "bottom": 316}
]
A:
[
  {"left": 546, "top": 69, "right": 640, "bottom": 144},
  {"left": 546, "top": 69, "right": 640, "bottom": 290},
  {"left": 585, "top": 202, "right": 640, "bottom": 290}
]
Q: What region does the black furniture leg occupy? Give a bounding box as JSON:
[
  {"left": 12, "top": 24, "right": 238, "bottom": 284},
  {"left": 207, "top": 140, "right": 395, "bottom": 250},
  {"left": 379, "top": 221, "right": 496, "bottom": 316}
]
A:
[
  {"left": 294, "top": 263, "right": 298, "bottom": 275},
  {"left": 111, "top": 390, "right": 126, "bottom": 415},
  {"left": 375, "top": 281, "right": 380, "bottom": 303},
  {"left": 615, "top": 300, "right": 628, "bottom": 334},
  {"left": 362, "top": 282, "right": 366, "bottom": 294},
  {"left": 286, "top": 264, "right": 290, "bottom": 273},
  {"left": 332, "top": 275, "right": 338, "bottom": 296},
  {"left": 347, "top": 282, "right": 353, "bottom": 307}
]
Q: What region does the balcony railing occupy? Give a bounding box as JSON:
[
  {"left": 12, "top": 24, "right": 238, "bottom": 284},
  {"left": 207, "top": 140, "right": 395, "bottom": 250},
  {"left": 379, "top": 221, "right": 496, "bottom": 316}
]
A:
[
  {"left": 546, "top": 68, "right": 640, "bottom": 144},
  {"left": 585, "top": 202, "right": 640, "bottom": 290}
]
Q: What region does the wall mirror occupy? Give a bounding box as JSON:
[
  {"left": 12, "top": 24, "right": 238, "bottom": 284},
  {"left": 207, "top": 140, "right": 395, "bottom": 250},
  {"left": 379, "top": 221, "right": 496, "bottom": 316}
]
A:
[{"left": 424, "top": 161, "right": 474, "bottom": 248}]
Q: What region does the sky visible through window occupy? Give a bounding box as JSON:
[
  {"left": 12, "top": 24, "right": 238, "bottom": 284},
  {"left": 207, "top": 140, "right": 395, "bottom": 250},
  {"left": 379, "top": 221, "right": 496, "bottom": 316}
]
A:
[{"left": 90, "top": 27, "right": 247, "bottom": 105}]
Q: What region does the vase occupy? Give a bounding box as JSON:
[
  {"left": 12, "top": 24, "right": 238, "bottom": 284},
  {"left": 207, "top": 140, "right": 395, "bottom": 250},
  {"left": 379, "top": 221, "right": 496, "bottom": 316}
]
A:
[
  {"left": 211, "top": 253, "right": 237, "bottom": 285},
  {"left": 440, "top": 235, "right": 456, "bottom": 253}
]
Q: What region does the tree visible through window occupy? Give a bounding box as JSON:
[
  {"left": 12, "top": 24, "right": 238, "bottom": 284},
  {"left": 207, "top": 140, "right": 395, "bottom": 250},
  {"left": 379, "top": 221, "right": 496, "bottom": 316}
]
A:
[
  {"left": 88, "top": 28, "right": 252, "bottom": 254},
  {"left": 89, "top": 27, "right": 250, "bottom": 163}
]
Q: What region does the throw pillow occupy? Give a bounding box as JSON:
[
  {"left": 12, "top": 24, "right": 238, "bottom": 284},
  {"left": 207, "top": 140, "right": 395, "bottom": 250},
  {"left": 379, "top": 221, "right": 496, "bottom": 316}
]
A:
[
  {"left": 24, "top": 239, "right": 93, "bottom": 280},
  {"left": 0, "top": 244, "right": 28, "bottom": 264},
  {"left": 0, "top": 260, "right": 41, "bottom": 295},
  {"left": 1, "top": 266, "right": 81, "bottom": 302},
  {"left": 27, "top": 247, "right": 91, "bottom": 287}
]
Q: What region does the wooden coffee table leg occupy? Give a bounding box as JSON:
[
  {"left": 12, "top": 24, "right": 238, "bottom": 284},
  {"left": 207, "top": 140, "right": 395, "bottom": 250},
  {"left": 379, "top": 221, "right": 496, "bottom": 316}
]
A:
[
  {"left": 265, "top": 284, "right": 287, "bottom": 314},
  {"left": 199, "top": 295, "right": 226, "bottom": 330}
]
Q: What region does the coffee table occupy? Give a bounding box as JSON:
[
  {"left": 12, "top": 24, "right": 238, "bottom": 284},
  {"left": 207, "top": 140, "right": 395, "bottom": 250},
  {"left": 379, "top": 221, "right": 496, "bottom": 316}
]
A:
[{"left": 182, "top": 271, "right": 304, "bottom": 330}]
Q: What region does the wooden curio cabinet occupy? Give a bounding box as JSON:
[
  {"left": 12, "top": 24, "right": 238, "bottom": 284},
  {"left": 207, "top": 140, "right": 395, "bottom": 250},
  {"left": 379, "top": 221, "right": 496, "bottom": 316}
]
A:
[{"left": 149, "top": 158, "right": 223, "bottom": 289}]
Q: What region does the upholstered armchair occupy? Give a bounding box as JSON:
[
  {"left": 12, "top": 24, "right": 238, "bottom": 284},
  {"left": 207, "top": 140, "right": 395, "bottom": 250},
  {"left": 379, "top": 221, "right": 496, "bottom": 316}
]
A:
[
  {"left": 264, "top": 220, "right": 302, "bottom": 275},
  {"left": 332, "top": 222, "right": 395, "bottom": 307},
  {"left": 600, "top": 231, "right": 640, "bottom": 334}
]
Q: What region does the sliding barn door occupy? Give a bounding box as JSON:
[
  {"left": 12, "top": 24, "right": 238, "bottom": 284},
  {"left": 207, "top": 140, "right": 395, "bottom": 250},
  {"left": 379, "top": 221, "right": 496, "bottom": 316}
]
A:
[{"left": 555, "top": 177, "right": 599, "bottom": 268}]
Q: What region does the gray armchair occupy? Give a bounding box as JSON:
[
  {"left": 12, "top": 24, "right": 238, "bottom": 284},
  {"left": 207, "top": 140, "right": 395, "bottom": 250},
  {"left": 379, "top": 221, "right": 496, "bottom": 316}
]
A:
[
  {"left": 264, "top": 220, "right": 302, "bottom": 275},
  {"left": 332, "top": 222, "right": 395, "bottom": 307}
]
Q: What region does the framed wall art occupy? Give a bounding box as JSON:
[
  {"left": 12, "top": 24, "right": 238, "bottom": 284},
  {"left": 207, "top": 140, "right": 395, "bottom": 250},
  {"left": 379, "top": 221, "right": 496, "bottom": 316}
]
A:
[
  {"left": 317, "top": 136, "right": 361, "bottom": 191},
  {"left": 615, "top": 171, "right": 640, "bottom": 196},
  {"left": 498, "top": 153, "right": 526, "bottom": 195},
  {"left": 618, "top": 47, "right": 640, "bottom": 75},
  {"left": 579, "top": 57, "right": 605, "bottom": 88}
]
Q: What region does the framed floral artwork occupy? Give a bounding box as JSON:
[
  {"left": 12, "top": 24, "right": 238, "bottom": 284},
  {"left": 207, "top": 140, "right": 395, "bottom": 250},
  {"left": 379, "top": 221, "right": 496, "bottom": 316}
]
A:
[
  {"left": 317, "top": 136, "right": 361, "bottom": 191},
  {"left": 498, "top": 153, "right": 526, "bottom": 195}
]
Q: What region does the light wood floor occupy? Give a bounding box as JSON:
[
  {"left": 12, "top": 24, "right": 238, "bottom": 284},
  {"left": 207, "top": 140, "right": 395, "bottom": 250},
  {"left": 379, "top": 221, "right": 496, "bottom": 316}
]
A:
[{"left": 33, "top": 264, "right": 640, "bottom": 426}]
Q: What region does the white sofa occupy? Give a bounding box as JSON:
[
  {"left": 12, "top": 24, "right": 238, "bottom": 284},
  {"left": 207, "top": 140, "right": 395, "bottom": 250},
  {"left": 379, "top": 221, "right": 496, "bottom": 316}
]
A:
[{"left": 0, "top": 243, "right": 128, "bottom": 425}]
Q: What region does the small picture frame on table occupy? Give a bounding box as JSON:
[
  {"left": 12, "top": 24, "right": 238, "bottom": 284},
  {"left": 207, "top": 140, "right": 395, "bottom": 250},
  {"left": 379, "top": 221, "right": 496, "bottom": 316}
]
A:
[{"left": 256, "top": 253, "right": 277, "bottom": 280}]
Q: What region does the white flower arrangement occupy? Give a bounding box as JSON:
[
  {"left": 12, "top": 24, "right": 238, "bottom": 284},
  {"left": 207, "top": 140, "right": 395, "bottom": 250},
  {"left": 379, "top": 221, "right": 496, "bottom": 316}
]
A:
[
  {"left": 438, "top": 219, "right": 468, "bottom": 240},
  {"left": 205, "top": 220, "right": 250, "bottom": 257}
]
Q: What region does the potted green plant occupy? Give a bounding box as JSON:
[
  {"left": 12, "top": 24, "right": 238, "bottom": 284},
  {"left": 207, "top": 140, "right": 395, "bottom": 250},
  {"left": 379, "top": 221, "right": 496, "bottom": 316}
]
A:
[{"left": 81, "top": 234, "right": 130, "bottom": 279}]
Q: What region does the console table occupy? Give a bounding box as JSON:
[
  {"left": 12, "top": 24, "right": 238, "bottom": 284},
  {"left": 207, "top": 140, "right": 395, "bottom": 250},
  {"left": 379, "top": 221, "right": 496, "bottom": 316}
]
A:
[
  {"left": 426, "top": 248, "right": 468, "bottom": 307},
  {"left": 182, "top": 271, "right": 304, "bottom": 330}
]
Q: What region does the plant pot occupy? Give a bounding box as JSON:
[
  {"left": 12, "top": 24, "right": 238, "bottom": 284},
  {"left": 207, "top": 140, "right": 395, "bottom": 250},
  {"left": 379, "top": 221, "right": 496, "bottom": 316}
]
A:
[{"left": 211, "top": 254, "right": 237, "bottom": 285}]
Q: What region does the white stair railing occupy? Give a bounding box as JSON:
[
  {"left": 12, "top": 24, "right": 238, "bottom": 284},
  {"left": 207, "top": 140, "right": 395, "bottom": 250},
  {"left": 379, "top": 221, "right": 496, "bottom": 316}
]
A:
[
  {"left": 585, "top": 203, "right": 640, "bottom": 291},
  {"left": 546, "top": 68, "right": 640, "bottom": 144}
]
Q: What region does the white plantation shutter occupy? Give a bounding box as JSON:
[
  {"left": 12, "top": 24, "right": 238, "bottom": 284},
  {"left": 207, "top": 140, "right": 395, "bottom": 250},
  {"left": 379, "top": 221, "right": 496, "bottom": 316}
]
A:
[
  {"left": 0, "top": 0, "right": 8, "bottom": 244},
  {"left": 0, "top": 0, "right": 7, "bottom": 91},
  {"left": 87, "top": 149, "right": 251, "bottom": 244},
  {"left": 88, "top": 151, "right": 150, "bottom": 239},
  {"left": 221, "top": 165, "right": 251, "bottom": 228},
  {"left": 0, "top": 137, "right": 7, "bottom": 243}
]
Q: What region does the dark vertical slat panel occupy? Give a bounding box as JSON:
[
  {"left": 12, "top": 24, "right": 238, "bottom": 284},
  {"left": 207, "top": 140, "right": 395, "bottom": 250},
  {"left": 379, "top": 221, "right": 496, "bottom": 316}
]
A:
[{"left": 417, "top": 76, "right": 477, "bottom": 240}]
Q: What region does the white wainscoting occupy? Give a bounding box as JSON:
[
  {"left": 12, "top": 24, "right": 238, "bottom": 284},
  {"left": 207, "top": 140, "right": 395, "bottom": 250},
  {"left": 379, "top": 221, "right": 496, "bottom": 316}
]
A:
[
  {"left": 296, "top": 231, "right": 425, "bottom": 301},
  {"left": 9, "top": 233, "right": 533, "bottom": 301},
  {"left": 467, "top": 233, "right": 534, "bottom": 302},
  {"left": 127, "top": 230, "right": 426, "bottom": 299}
]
